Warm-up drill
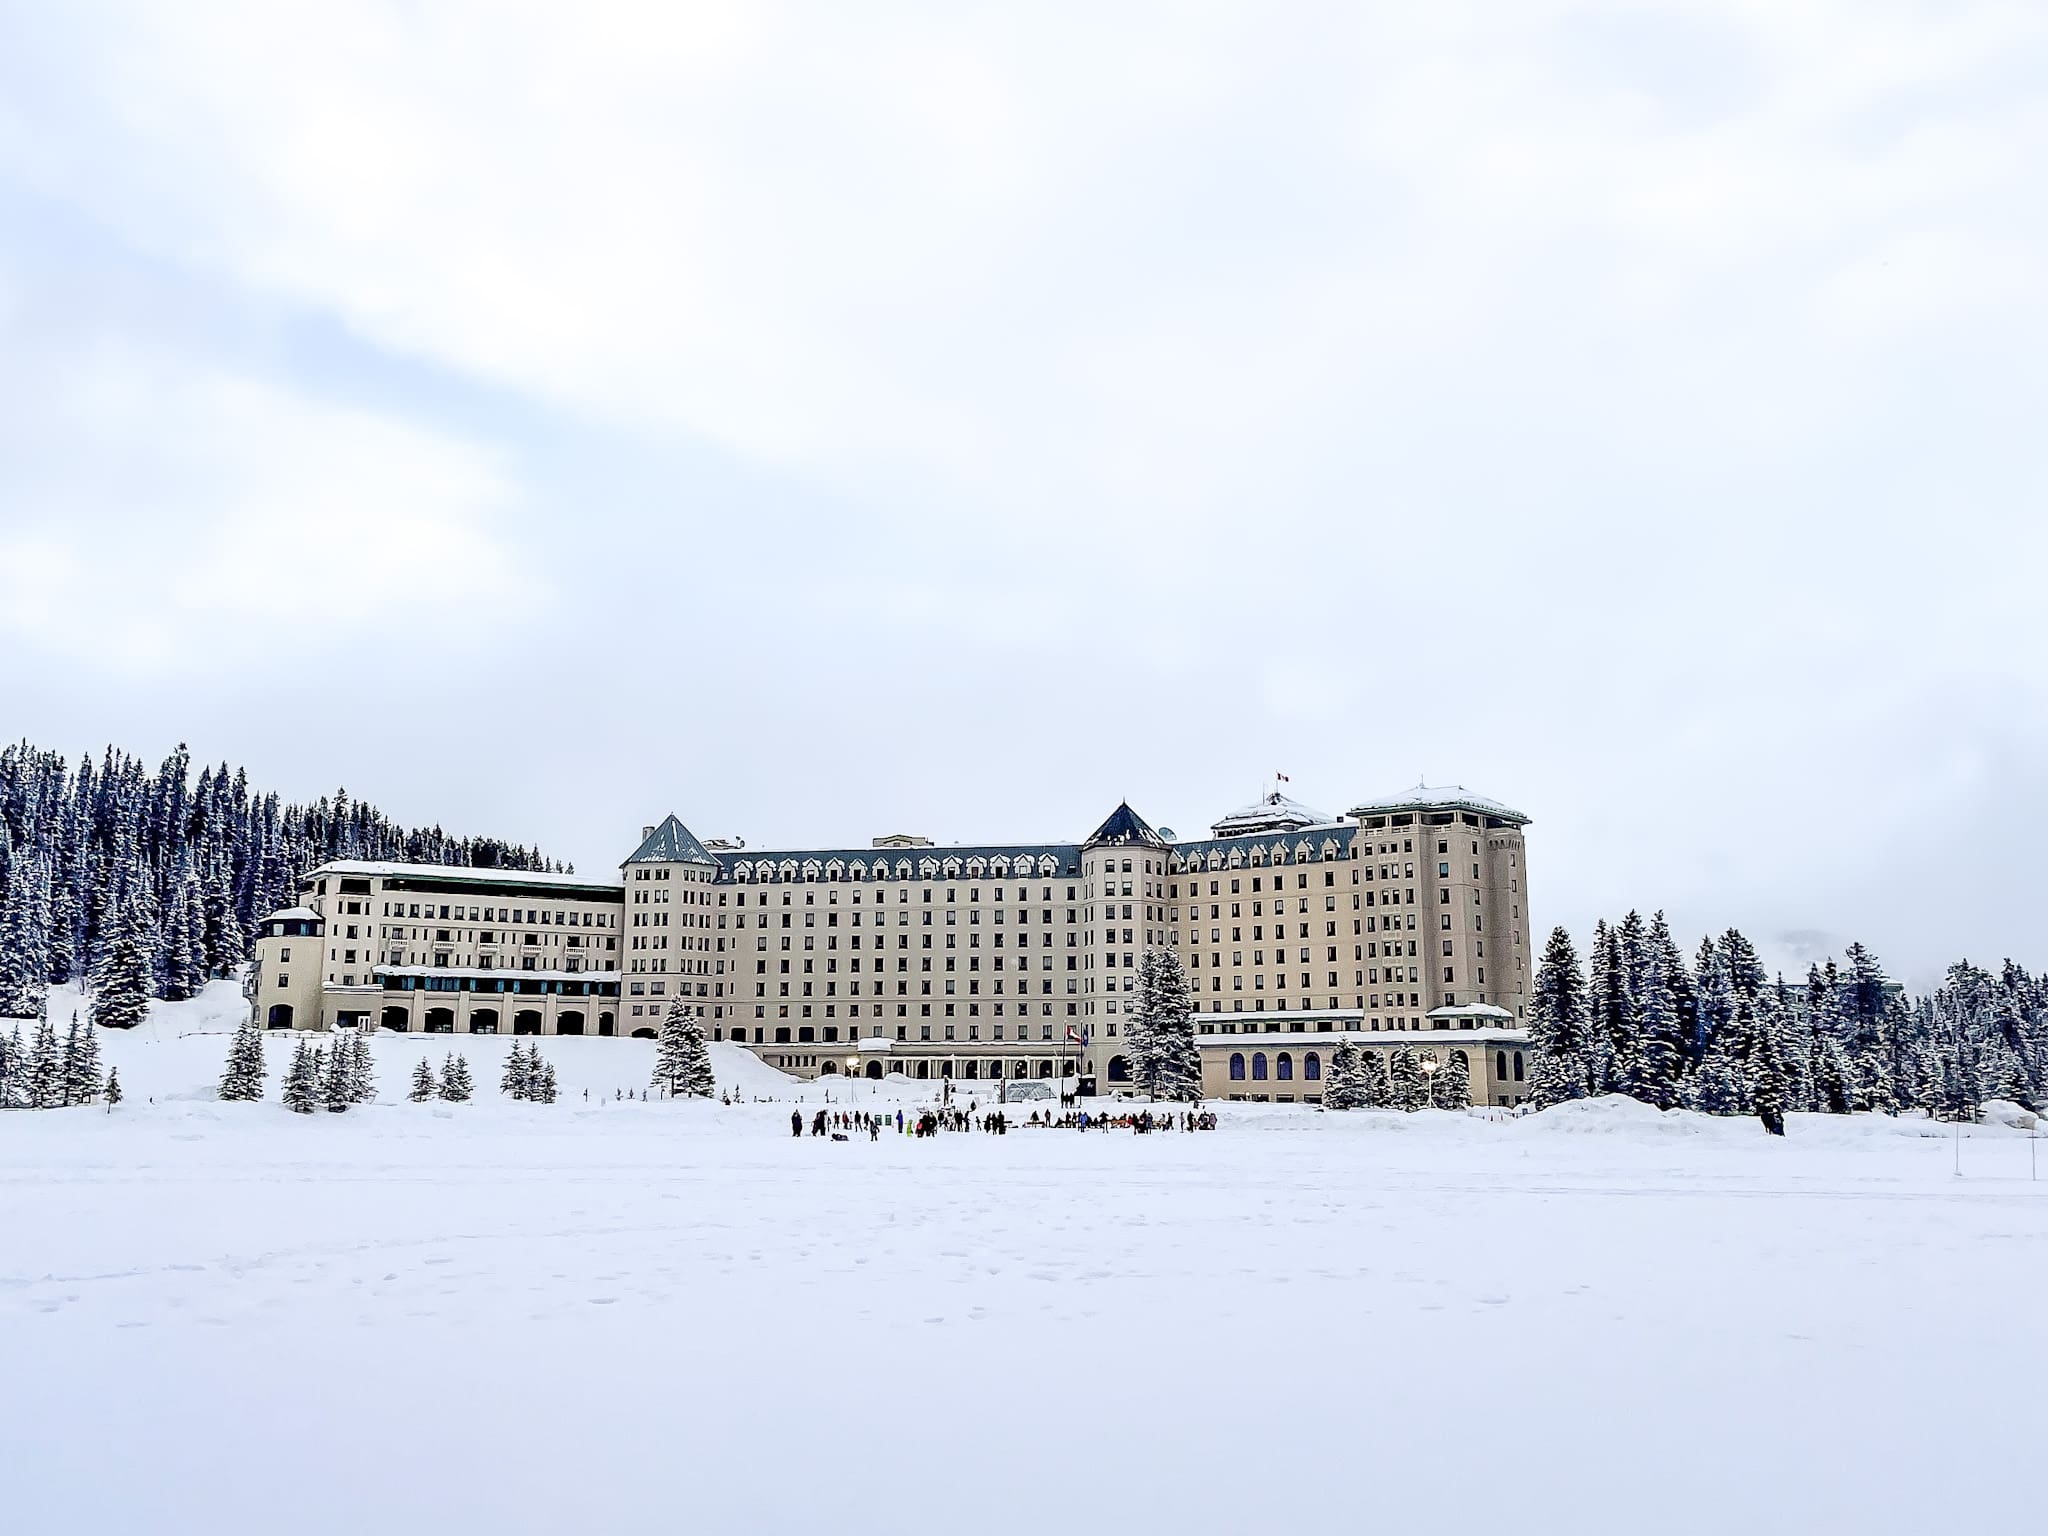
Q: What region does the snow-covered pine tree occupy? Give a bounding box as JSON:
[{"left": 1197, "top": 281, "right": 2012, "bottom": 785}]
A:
[
  {"left": 0, "top": 857, "right": 50, "bottom": 1021},
  {"left": 27, "top": 1009, "right": 63, "bottom": 1109},
  {"left": 502, "top": 1039, "right": 533, "bottom": 1100},
  {"left": 104, "top": 1064, "right": 122, "bottom": 1109},
  {"left": 1133, "top": 946, "right": 1199, "bottom": 1101},
  {"left": 1323, "top": 1039, "right": 1365, "bottom": 1110},
  {"left": 61, "top": 1011, "right": 101, "bottom": 1107},
  {"left": 1720, "top": 928, "right": 1767, "bottom": 1000},
  {"left": 1740, "top": 987, "right": 1789, "bottom": 1136},
  {"left": 282, "top": 1039, "right": 318, "bottom": 1113},
  {"left": 0, "top": 1020, "right": 19, "bottom": 1108},
  {"left": 1526, "top": 926, "right": 1593, "bottom": 1108},
  {"left": 1652, "top": 912, "right": 1698, "bottom": 1073},
  {"left": 91, "top": 896, "right": 154, "bottom": 1031},
  {"left": 650, "top": 998, "right": 715, "bottom": 1097},
  {"left": 1611, "top": 911, "right": 1655, "bottom": 1099},
  {"left": 409, "top": 1057, "right": 437, "bottom": 1103},
  {"left": 345, "top": 1029, "right": 376, "bottom": 1105},
  {"left": 159, "top": 868, "right": 203, "bottom": 1002},
  {"left": 1805, "top": 961, "right": 1856, "bottom": 1115},
  {"left": 1631, "top": 940, "right": 1683, "bottom": 1110},
  {"left": 1358, "top": 1050, "right": 1391, "bottom": 1109},
  {"left": 218, "top": 1014, "right": 267, "bottom": 1102},
  {"left": 1431, "top": 1050, "right": 1471, "bottom": 1111},
  {"left": 1685, "top": 1041, "right": 1744, "bottom": 1115},
  {"left": 1843, "top": 946, "right": 1900, "bottom": 1114},
  {"left": 535, "top": 1059, "right": 558, "bottom": 1105},
  {"left": 1693, "top": 938, "right": 1734, "bottom": 1089},
  {"left": 1389, "top": 1045, "right": 1429, "bottom": 1112},
  {"left": 440, "top": 1052, "right": 474, "bottom": 1102},
  {"left": 319, "top": 1042, "right": 350, "bottom": 1113},
  {"left": 1123, "top": 949, "right": 1162, "bottom": 1095}
]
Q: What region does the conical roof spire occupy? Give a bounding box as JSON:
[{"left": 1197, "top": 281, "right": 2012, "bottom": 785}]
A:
[
  {"left": 623, "top": 814, "right": 718, "bottom": 865},
  {"left": 1083, "top": 801, "right": 1166, "bottom": 850}
]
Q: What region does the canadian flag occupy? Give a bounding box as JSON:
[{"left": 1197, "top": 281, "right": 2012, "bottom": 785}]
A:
[{"left": 1276, "top": 772, "right": 1290, "bottom": 783}]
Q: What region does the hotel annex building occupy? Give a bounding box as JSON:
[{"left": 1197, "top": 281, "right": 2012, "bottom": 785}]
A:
[{"left": 248, "top": 785, "right": 1536, "bottom": 1106}]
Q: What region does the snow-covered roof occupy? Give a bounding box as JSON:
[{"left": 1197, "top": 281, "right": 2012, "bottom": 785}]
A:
[
  {"left": 1427, "top": 1003, "right": 1515, "bottom": 1021},
  {"left": 264, "top": 906, "right": 320, "bottom": 922},
  {"left": 623, "top": 814, "right": 719, "bottom": 866},
  {"left": 309, "top": 860, "right": 621, "bottom": 893},
  {"left": 1348, "top": 784, "right": 1529, "bottom": 826},
  {"left": 1207, "top": 792, "right": 1334, "bottom": 838},
  {"left": 1083, "top": 802, "right": 1168, "bottom": 850}
]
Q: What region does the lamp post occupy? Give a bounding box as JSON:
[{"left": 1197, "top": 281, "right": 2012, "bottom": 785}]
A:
[
  {"left": 1419, "top": 1055, "right": 1439, "bottom": 1109},
  {"left": 846, "top": 1055, "right": 860, "bottom": 1102}
]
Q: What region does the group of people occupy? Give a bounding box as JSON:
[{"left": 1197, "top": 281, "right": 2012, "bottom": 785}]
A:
[
  {"left": 788, "top": 1102, "right": 1218, "bottom": 1139},
  {"left": 1026, "top": 1107, "right": 1218, "bottom": 1133}
]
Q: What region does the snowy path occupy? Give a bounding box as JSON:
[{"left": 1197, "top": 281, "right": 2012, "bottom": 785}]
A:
[{"left": 4, "top": 1009, "right": 2045, "bottom": 1533}]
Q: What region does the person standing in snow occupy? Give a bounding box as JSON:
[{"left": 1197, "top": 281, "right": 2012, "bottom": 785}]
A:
[{"left": 791, "top": 1109, "right": 802, "bottom": 1138}]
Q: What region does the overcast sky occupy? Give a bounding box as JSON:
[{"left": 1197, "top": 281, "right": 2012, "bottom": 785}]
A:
[{"left": 1, "top": 2, "right": 2043, "bottom": 987}]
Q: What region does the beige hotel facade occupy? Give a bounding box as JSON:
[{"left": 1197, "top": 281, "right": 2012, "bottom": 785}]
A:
[{"left": 248, "top": 784, "right": 1536, "bottom": 1107}]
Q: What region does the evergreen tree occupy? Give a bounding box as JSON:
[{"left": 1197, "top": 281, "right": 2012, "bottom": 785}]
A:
[
  {"left": 319, "top": 1043, "right": 350, "bottom": 1113},
  {"left": 91, "top": 896, "right": 154, "bottom": 1031},
  {"left": 1526, "top": 926, "right": 1594, "bottom": 1108},
  {"left": 535, "top": 1059, "right": 558, "bottom": 1105},
  {"left": 61, "top": 1011, "right": 102, "bottom": 1106},
  {"left": 1653, "top": 912, "right": 1698, "bottom": 1070},
  {"left": 104, "top": 1064, "right": 122, "bottom": 1109},
  {"left": 1389, "top": 1045, "right": 1429, "bottom": 1112},
  {"left": 1839, "top": 943, "right": 1897, "bottom": 1112},
  {"left": 1587, "top": 919, "right": 1632, "bottom": 1093},
  {"left": 282, "top": 1039, "right": 319, "bottom": 1113},
  {"left": 1739, "top": 987, "right": 1790, "bottom": 1136},
  {"left": 1720, "top": 928, "right": 1767, "bottom": 1000},
  {"left": 1684, "top": 1042, "right": 1744, "bottom": 1115},
  {"left": 159, "top": 871, "right": 203, "bottom": 1002},
  {"left": 0, "top": 1020, "right": 19, "bottom": 1108},
  {"left": 1630, "top": 940, "right": 1683, "bottom": 1110},
  {"left": 1693, "top": 939, "right": 1735, "bottom": 1091},
  {"left": 218, "top": 1015, "right": 268, "bottom": 1102},
  {"left": 27, "top": 1010, "right": 63, "bottom": 1108},
  {"left": 409, "top": 1057, "right": 437, "bottom": 1103},
  {"left": 651, "top": 998, "right": 715, "bottom": 1098},
  {"left": 0, "top": 858, "right": 50, "bottom": 1020},
  {"left": 1130, "top": 947, "right": 1199, "bottom": 1101},
  {"left": 502, "top": 1039, "right": 534, "bottom": 1100},
  {"left": 439, "top": 1052, "right": 474, "bottom": 1102},
  {"left": 1323, "top": 1039, "right": 1366, "bottom": 1110},
  {"left": 1431, "top": 1050, "right": 1471, "bottom": 1111},
  {"left": 1358, "top": 1051, "right": 1391, "bottom": 1109},
  {"left": 346, "top": 1029, "right": 376, "bottom": 1104}
]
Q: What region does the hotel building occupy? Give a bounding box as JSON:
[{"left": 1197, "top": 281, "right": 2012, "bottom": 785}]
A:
[{"left": 248, "top": 784, "right": 1535, "bottom": 1106}]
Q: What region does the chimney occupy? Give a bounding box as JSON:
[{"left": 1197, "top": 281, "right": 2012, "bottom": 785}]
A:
[{"left": 641, "top": 825, "right": 655, "bottom": 840}]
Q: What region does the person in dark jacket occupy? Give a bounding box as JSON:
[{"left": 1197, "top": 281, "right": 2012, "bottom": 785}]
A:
[{"left": 791, "top": 1110, "right": 803, "bottom": 1137}]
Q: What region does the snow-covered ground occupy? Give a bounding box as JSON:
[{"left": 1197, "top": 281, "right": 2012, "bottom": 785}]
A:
[{"left": 5, "top": 982, "right": 2045, "bottom": 1534}]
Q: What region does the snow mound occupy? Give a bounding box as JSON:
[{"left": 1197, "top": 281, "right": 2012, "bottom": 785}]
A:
[
  {"left": 1514, "top": 1095, "right": 1725, "bottom": 1138},
  {"left": 1978, "top": 1099, "right": 2041, "bottom": 1130}
]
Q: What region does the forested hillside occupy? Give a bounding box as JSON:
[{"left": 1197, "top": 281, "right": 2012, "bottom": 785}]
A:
[{"left": 0, "top": 741, "right": 556, "bottom": 1019}]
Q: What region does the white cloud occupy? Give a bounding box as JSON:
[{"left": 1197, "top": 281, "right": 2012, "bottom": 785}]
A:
[{"left": 0, "top": 342, "right": 523, "bottom": 672}]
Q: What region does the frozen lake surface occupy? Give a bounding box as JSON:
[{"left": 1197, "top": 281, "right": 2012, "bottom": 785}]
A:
[{"left": 4, "top": 984, "right": 2044, "bottom": 1534}]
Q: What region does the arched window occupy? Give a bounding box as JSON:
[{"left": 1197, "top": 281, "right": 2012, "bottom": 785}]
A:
[
  {"left": 1277, "top": 1053, "right": 1293, "bottom": 1081},
  {"left": 1514, "top": 1051, "right": 1525, "bottom": 1081},
  {"left": 1496, "top": 1050, "right": 1508, "bottom": 1080},
  {"left": 265, "top": 1004, "right": 294, "bottom": 1029},
  {"left": 1304, "top": 1052, "right": 1321, "bottom": 1081},
  {"left": 1251, "top": 1053, "right": 1268, "bottom": 1081},
  {"left": 1229, "top": 1052, "right": 1246, "bottom": 1081}
]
